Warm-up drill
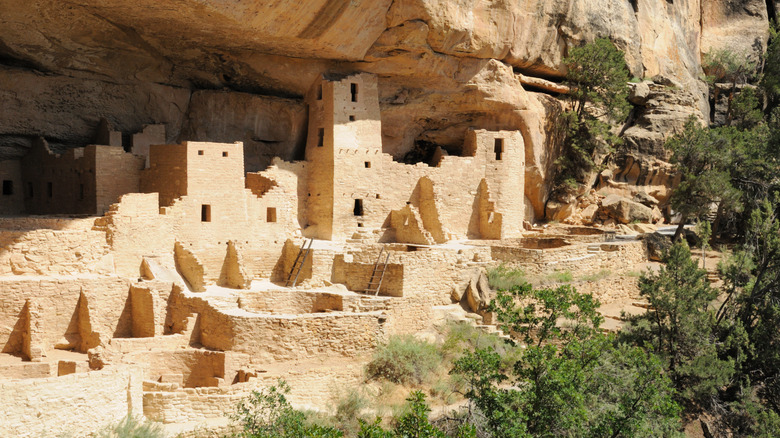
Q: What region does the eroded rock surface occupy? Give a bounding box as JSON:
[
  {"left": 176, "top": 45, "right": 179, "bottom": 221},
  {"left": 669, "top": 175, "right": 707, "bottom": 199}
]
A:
[{"left": 0, "top": 0, "right": 772, "bottom": 218}]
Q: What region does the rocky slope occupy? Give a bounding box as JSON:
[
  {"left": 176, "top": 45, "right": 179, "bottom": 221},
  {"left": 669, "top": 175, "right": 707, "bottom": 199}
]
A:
[{"left": 0, "top": 0, "right": 772, "bottom": 220}]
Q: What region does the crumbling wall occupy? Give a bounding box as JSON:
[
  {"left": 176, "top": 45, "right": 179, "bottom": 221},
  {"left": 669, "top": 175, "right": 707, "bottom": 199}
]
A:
[
  {"left": 493, "top": 240, "right": 648, "bottom": 277},
  {"left": 99, "top": 193, "right": 175, "bottom": 278},
  {"left": 0, "top": 276, "right": 132, "bottom": 354},
  {"left": 390, "top": 205, "right": 435, "bottom": 245},
  {"left": 94, "top": 145, "right": 145, "bottom": 213},
  {"left": 174, "top": 241, "right": 206, "bottom": 292},
  {"left": 0, "top": 365, "right": 143, "bottom": 438},
  {"left": 219, "top": 240, "right": 252, "bottom": 289},
  {"left": 128, "top": 350, "right": 231, "bottom": 387},
  {"left": 20, "top": 140, "right": 143, "bottom": 215},
  {"left": 0, "top": 217, "right": 112, "bottom": 276}
]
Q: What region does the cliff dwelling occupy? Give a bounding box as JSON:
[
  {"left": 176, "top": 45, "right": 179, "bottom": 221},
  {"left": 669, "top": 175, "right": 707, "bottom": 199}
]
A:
[
  {"left": 0, "top": 71, "right": 652, "bottom": 436},
  {"left": 1, "top": 0, "right": 770, "bottom": 436}
]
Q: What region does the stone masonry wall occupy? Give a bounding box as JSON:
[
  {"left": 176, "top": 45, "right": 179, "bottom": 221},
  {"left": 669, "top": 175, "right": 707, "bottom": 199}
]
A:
[
  {"left": 493, "top": 240, "right": 648, "bottom": 277},
  {"left": 0, "top": 216, "right": 112, "bottom": 276},
  {"left": 0, "top": 276, "right": 132, "bottom": 354},
  {"left": 0, "top": 365, "right": 143, "bottom": 438}
]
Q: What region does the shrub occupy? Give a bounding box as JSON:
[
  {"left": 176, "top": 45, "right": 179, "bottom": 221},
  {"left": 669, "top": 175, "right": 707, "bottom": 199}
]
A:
[
  {"left": 579, "top": 269, "right": 611, "bottom": 282},
  {"left": 95, "top": 415, "right": 165, "bottom": 438},
  {"left": 229, "top": 380, "right": 343, "bottom": 438},
  {"left": 366, "top": 336, "right": 441, "bottom": 385},
  {"left": 545, "top": 270, "right": 573, "bottom": 284},
  {"left": 486, "top": 265, "right": 527, "bottom": 291},
  {"left": 441, "top": 321, "right": 521, "bottom": 374}
]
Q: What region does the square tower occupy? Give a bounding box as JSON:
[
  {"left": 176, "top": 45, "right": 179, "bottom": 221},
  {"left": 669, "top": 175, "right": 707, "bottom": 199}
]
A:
[{"left": 304, "top": 73, "right": 383, "bottom": 239}]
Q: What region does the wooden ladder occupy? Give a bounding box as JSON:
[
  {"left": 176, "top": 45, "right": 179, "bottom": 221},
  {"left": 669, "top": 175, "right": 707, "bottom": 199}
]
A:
[
  {"left": 364, "top": 247, "right": 390, "bottom": 296},
  {"left": 286, "top": 238, "right": 313, "bottom": 288}
]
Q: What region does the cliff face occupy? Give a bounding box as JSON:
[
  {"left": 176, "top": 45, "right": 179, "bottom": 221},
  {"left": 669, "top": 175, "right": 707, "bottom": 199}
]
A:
[{"left": 0, "top": 0, "right": 771, "bottom": 220}]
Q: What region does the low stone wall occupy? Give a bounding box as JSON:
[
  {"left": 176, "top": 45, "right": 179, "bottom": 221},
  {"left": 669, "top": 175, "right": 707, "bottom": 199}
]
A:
[
  {"left": 572, "top": 275, "right": 641, "bottom": 305},
  {"left": 382, "top": 295, "right": 438, "bottom": 335},
  {"left": 201, "top": 310, "right": 383, "bottom": 362},
  {"left": 0, "top": 365, "right": 143, "bottom": 437},
  {"left": 0, "top": 361, "right": 56, "bottom": 380},
  {"left": 491, "top": 243, "right": 589, "bottom": 265},
  {"left": 494, "top": 240, "right": 647, "bottom": 277},
  {"left": 172, "top": 291, "right": 384, "bottom": 362},
  {"left": 344, "top": 244, "right": 491, "bottom": 303},
  {"left": 238, "top": 289, "right": 346, "bottom": 313},
  {"left": 143, "top": 358, "right": 366, "bottom": 423},
  {"left": 144, "top": 380, "right": 259, "bottom": 424}
]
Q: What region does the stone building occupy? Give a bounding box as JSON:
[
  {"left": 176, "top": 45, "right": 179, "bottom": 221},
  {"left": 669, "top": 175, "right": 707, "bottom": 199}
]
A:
[
  {"left": 20, "top": 138, "right": 144, "bottom": 215},
  {"left": 304, "top": 72, "right": 525, "bottom": 242}
]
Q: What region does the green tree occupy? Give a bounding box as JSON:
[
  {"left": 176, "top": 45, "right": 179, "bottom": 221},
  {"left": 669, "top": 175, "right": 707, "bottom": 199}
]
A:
[
  {"left": 665, "top": 118, "right": 741, "bottom": 241},
  {"left": 718, "top": 198, "right": 780, "bottom": 398},
  {"left": 453, "top": 283, "right": 682, "bottom": 437},
  {"left": 554, "top": 38, "right": 631, "bottom": 197},
  {"left": 761, "top": 23, "right": 780, "bottom": 108},
  {"left": 701, "top": 49, "right": 758, "bottom": 125},
  {"left": 621, "top": 242, "right": 733, "bottom": 405}
]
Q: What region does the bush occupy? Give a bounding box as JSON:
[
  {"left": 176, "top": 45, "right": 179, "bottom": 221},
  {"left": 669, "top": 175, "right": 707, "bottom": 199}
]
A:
[
  {"left": 95, "top": 415, "right": 165, "bottom": 438},
  {"left": 545, "top": 270, "right": 573, "bottom": 284},
  {"left": 366, "top": 336, "right": 441, "bottom": 385},
  {"left": 229, "top": 380, "right": 342, "bottom": 438},
  {"left": 441, "top": 321, "right": 521, "bottom": 374},
  {"left": 486, "top": 265, "right": 527, "bottom": 290}
]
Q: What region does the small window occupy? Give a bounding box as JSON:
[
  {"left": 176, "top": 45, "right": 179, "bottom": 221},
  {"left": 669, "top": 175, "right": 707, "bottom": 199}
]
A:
[
  {"left": 364, "top": 162, "right": 371, "bottom": 168},
  {"left": 27, "top": 182, "right": 33, "bottom": 198},
  {"left": 376, "top": 194, "right": 380, "bottom": 199},
  {"left": 317, "top": 84, "right": 323, "bottom": 100},
  {"left": 47, "top": 182, "right": 53, "bottom": 198},
  {"left": 222, "top": 151, "right": 228, "bottom": 157},
  {"left": 349, "top": 115, "right": 355, "bottom": 122},
  {"left": 317, "top": 128, "right": 324, "bottom": 147},
  {"left": 2, "top": 180, "right": 12, "bottom": 195},
  {"left": 79, "top": 184, "right": 84, "bottom": 200},
  {"left": 266, "top": 207, "right": 277, "bottom": 223},
  {"left": 350, "top": 83, "right": 358, "bottom": 102},
  {"left": 201, "top": 204, "right": 211, "bottom": 222},
  {"left": 353, "top": 199, "right": 364, "bottom": 216},
  {"left": 198, "top": 150, "right": 204, "bottom": 156},
  {"left": 494, "top": 138, "right": 504, "bottom": 161}
]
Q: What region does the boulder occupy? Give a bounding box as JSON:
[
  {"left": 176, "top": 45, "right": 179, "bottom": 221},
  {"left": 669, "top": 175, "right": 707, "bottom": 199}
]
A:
[
  {"left": 599, "top": 195, "right": 654, "bottom": 224},
  {"left": 463, "top": 270, "right": 494, "bottom": 314},
  {"left": 629, "top": 81, "right": 651, "bottom": 105},
  {"left": 629, "top": 223, "right": 657, "bottom": 234},
  {"left": 633, "top": 191, "right": 659, "bottom": 207},
  {"left": 580, "top": 204, "right": 599, "bottom": 225},
  {"left": 645, "top": 232, "right": 671, "bottom": 262}
]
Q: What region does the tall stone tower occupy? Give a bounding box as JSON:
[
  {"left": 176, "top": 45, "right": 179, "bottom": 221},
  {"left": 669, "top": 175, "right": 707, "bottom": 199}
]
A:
[{"left": 304, "top": 73, "right": 383, "bottom": 240}]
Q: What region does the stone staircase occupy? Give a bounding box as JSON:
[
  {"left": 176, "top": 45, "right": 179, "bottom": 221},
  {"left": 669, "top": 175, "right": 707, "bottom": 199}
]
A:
[{"left": 706, "top": 269, "right": 720, "bottom": 283}]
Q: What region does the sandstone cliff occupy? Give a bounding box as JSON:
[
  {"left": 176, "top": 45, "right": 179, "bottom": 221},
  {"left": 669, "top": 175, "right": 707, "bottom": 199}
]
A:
[{"left": 0, "top": 0, "right": 772, "bottom": 220}]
